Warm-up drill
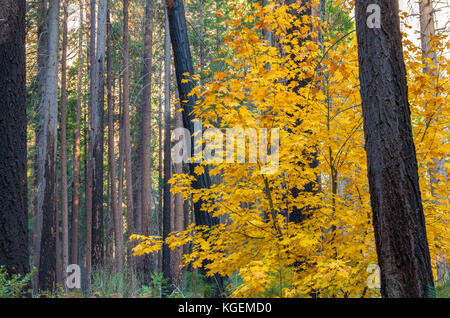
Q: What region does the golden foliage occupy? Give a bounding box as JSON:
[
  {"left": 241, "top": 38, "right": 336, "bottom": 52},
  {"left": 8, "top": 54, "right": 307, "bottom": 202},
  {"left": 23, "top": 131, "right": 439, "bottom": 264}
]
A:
[{"left": 133, "top": 1, "right": 449, "bottom": 297}]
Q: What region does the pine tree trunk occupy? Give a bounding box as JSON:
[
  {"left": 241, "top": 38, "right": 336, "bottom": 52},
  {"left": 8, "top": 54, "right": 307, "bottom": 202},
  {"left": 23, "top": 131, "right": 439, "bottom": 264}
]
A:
[
  {"left": 72, "top": 0, "right": 84, "bottom": 267},
  {"left": 165, "top": 0, "right": 219, "bottom": 228},
  {"left": 355, "top": 0, "right": 434, "bottom": 297},
  {"left": 172, "top": 100, "right": 185, "bottom": 287},
  {"left": 37, "top": 0, "right": 59, "bottom": 292},
  {"left": 0, "top": 0, "right": 29, "bottom": 277},
  {"left": 166, "top": 0, "right": 224, "bottom": 295},
  {"left": 107, "top": 8, "right": 123, "bottom": 272},
  {"left": 91, "top": 0, "right": 107, "bottom": 270},
  {"left": 157, "top": 74, "right": 164, "bottom": 273},
  {"left": 140, "top": 0, "right": 154, "bottom": 279},
  {"left": 85, "top": 0, "right": 96, "bottom": 290},
  {"left": 419, "top": 0, "right": 436, "bottom": 71},
  {"left": 33, "top": 0, "right": 48, "bottom": 293},
  {"left": 117, "top": 78, "right": 125, "bottom": 271},
  {"left": 60, "top": 0, "right": 69, "bottom": 286},
  {"left": 162, "top": 8, "right": 172, "bottom": 285},
  {"left": 418, "top": 0, "right": 448, "bottom": 283},
  {"left": 123, "top": 0, "right": 135, "bottom": 267}
]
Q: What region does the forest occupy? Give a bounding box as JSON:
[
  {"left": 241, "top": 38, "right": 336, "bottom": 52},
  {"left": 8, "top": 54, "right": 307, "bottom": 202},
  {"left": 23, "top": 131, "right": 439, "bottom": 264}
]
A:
[{"left": 0, "top": 0, "right": 448, "bottom": 299}]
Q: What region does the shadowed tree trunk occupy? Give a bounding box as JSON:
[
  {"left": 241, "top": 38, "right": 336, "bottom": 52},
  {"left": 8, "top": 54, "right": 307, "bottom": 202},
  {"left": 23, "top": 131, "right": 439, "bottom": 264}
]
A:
[
  {"left": 283, "top": 0, "right": 319, "bottom": 225},
  {"left": 165, "top": 0, "right": 219, "bottom": 228},
  {"left": 106, "top": 8, "right": 123, "bottom": 273},
  {"left": 91, "top": 0, "right": 107, "bottom": 270},
  {"left": 33, "top": 0, "right": 48, "bottom": 294},
  {"left": 166, "top": 0, "right": 223, "bottom": 296},
  {"left": 355, "top": 0, "right": 434, "bottom": 298},
  {"left": 0, "top": 0, "right": 29, "bottom": 277}
]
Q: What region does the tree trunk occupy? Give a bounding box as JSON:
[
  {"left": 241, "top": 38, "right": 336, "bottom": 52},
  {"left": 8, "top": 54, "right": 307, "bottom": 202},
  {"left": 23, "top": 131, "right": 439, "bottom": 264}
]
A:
[
  {"left": 283, "top": 0, "right": 319, "bottom": 225},
  {"left": 91, "top": 0, "right": 107, "bottom": 271},
  {"left": 162, "top": 8, "right": 172, "bottom": 286},
  {"left": 72, "top": 0, "right": 84, "bottom": 268},
  {"left": 165, "top": 0, "right": 219, "bottom": 228},
  {"left": 33, "top": 0, "right": 48, "bottom": 293},
  {"left": 139, "top": 0, "right": 154, "bottom": 279},
  {"left": 60, "top": 0, "right": 69, "bottom": 286},
  {"left": 355, "top": 0, "right": 434, "bottom": 297},
  {"left": 166, "top": 0, "right": 224, "bottom": 296},
  {"left": 85, "top": 0, "right": 96, "bottom": 290},
  {"left": 0, "top": 0, "right": 29, "bottom": 277},
  {"left": 172, "top": 100, "right": 185, "bottom": 287},
  {"left": 36, "top": 0, "right": 59, "bottom": 292},
  {"left": 106, "top": 8, "right": 123, "bottom": 273},
  {"left": 157, "top": 73, "right": 163, "bottom": 273},
  {"left": 419, "top": 0, "right": 436, "bottom": 71},
  {"left": 123, "top": 0, "right": 135, "bottom": 267}
]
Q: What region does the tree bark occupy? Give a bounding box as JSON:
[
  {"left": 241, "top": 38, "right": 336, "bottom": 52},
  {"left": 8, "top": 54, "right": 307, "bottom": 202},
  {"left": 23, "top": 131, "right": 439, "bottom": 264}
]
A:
[
  {"left": 72, "top": 0, "right": 84, "bottom": 268},
  {"left": 355, "top": 0, "right": 434, "bottom": 297},
  {"left": 166, "top": 0, "right": 224, "bottom": 296},
  {"left": 36, "top": 0, "right": 59, "bottom": 292},
  {"left": 106, "top": 8, "right": 123, "bottom": 273},
  {"left": 172, "top": 100, "right": 185, "bottom": 287},
  {"left": 60, "top": 0, "right": 69, "bottom": 286},
  {"left": 85, "top": 0, "right": 96, "bottom": 290},
  {"left": 123, "top": 0, "right": 135, "bottom": 266},
  {"left": 0, "top": 0, "right": 29, "bottom": 277},
  {"left": 165, "top": 0, "right": 219, "bottom": 228},
  {"left": 33, "top": 0, "right": 48, "bottom": 293},
  {"left": 162, "top": 8, "right": 172, "bottom": 286},
  {"left": 91, "top": 0, "right": 107, "bottom": 270},
  {"left": 158, "top": 73, "right": 164, "bottom": 273},
  {"left": 419, "top": 0, "right": 436, "bottom": 71},
  {"left": 139, "top": 0, "right": 154, "bottom": 279}
]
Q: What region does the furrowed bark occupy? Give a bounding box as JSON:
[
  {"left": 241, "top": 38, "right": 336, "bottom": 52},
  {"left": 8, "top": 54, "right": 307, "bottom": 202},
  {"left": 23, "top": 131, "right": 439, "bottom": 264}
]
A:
[
  {"left": 0, "top": 0, "right": 29, "bottom": 278},
  {"left": 355, "top": 0, "right": 434, "bottom": 297}
]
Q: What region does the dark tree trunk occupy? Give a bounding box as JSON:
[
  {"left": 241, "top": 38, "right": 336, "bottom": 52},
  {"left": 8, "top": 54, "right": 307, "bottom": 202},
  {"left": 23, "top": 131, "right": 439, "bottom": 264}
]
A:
[
  {"left": 91, "top": 0, "right": 107, "bottom": 270},
  {"left": 85, "top": 0, "right": 95, "bottom": 290},
  {"left": 165, "top": 0, "right": 219, "bottom": 228},
  {"left": 166, "top": 0, "right": 224, "bottom": 296},
  {"left": 283, "top": 0, "right": 319, "bottom": 225},
  {"left": 355, "top": 0, "right": 434, "bottom": 298},
  {"left": 0, "top": 0, "right": 29, "bottom": 277}
]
